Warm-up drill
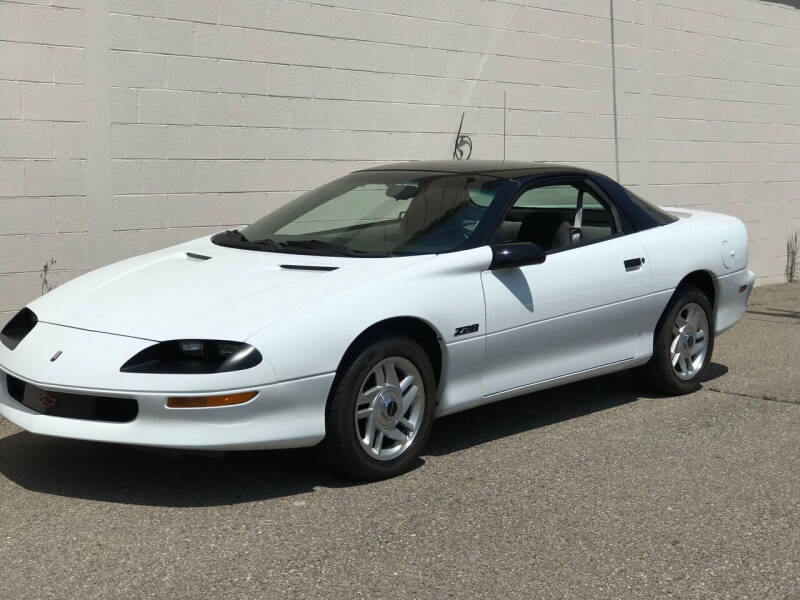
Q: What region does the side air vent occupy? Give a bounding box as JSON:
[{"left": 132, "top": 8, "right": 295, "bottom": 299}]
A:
[
  {"left": 1, "top": 308, "right": 38, "bottom": 350},
  {"left": 280, "top": 264, "right": 338, "bottom": 272}
]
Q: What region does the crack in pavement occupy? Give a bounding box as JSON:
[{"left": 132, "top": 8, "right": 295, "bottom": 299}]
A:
[
  {"left": 743, "top": 316, "right": 800, "bottom": 326},
  {"left": 705, "top": 385, "right": 799, "bottom": 405}
]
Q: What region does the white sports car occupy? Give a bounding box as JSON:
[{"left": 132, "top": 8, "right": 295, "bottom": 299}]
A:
[{"left": 0, "top": 161, "right": 754, "bottom": 479}]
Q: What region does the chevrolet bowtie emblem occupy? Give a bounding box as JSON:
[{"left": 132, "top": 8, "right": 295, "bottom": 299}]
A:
[
  {"left": 39, "top": 392, "right": 58, "bottom": 410},
  {"left": 50, "top": 351, "right": 62, "bottom": 362}
]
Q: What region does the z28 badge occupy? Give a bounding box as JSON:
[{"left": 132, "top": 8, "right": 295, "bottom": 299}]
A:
[{"left": 454, "top": 324, "right": 479, "bottom": 336}]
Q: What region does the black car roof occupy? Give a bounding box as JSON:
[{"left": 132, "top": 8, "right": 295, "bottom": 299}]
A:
[
  {"left": 356, "top": 160, "right": 675, "bottom": 233},
  {"left": 357, "top": 160, "right": 599, "bottom": 178}
]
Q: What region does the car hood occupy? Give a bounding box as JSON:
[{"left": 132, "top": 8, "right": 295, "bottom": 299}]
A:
[{"left": 27, "top": 237, "right": 432, "bottom": 342}]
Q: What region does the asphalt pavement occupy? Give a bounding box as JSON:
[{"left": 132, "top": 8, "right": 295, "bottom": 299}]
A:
[{"left": 0, "top": 283, "right": 798, "bottom": 599}]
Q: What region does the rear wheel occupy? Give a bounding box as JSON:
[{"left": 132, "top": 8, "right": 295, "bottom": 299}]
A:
[
  {"left": 322, "top": 336, "right": 436, "bottom": 480},
  {"left": 634, "top": 286, "right": 714, "bottom": 395}
]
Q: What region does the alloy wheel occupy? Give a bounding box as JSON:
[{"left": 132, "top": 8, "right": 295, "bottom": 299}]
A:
[
  {"left": 670, "top": 302, "right": 709, "bottom": 380},
  {"left": 354, "top": 356, "right": 425, "bottom": 461}
]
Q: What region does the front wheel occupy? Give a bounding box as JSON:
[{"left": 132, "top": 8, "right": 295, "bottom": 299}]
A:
[
  {"left": 322, "top": 336, "right": 436, "bottom": 480},
  {"left": 634, "top": 286, "right": 714, "bottom": 395}
]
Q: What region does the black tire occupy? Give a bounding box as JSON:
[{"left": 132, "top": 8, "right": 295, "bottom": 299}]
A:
[
  {"left": 321, "top": 336, "right": 436, "bottom": 481},
  {"left": 633, "top": 285, "right": 714, "bottom": 395}
]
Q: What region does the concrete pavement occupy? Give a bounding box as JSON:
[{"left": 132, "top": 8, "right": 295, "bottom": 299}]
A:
[{"left": 0, "top": 283, "right": 798, "bottom": 599}]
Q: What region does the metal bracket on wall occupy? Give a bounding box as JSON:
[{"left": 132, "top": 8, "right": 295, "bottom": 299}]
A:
[{"left": 452, "top": 112, "right": 473, "bottom": 160}]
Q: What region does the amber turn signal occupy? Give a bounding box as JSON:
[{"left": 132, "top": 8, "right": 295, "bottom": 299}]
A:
[{"left": 167, "top": 391, "right": 257, "bottom": 408}]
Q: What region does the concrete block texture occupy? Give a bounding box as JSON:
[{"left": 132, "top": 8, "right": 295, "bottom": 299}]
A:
[
  {"left": 0, "top": 0, "right": 799, "bottom": 322},
  {"left": 20, "top": 4, "right": 84, "bottom": 47}
]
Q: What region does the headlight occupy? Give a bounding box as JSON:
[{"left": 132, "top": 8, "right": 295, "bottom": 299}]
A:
[
  {"left": 1, "top": 308, "right": 38, "bottom": 350},
  {"left": 120, "top": 340, "right": 262, "bottom": 374}
]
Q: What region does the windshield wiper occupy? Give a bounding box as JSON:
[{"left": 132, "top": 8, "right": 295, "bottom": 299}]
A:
[
  {"left": 277, "top": 239, "right": 372, "bottom": 256},
  {"left": 221, "top": 229, "right": 247, "bottom": 242},
  {"left": 249, "top": 238, "right": 282, "bottom": 251},
  {"left": 214, "top": 232, "right": 385, "bottom": 256},
  {"left": 217, "top": 230, "right": 281, "bottom": 250}
]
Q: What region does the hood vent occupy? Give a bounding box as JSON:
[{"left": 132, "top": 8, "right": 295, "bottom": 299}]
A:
[
  {"left": 186, "top": 252, "right": 212, "bottom": 261},
  {"left": 280, "top": 264, "right": 337, "bottom": 272},
  {"left": 1, "top": 307, "right": 38, "bottom": 350}
]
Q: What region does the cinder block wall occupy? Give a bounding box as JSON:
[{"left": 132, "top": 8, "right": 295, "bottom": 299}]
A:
[
  {"left": 1, "top": 0, "right": 87, "bottom": 325},
  {"left": 1, "top": 0, "right": 799, "bottom": 323}
]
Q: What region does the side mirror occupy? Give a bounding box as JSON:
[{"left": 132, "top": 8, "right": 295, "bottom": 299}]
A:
[{"left": 490, "top": 242, "right": 546, "bottom": 270}]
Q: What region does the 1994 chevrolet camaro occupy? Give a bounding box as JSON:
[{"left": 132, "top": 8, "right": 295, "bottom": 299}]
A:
[{"left": 0, "top": 161, "right": 754, "bottom": 479}]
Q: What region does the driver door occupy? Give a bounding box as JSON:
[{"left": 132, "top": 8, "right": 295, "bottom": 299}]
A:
[{"left": 480, "top": 180, "right": 654, "bottom": 396}]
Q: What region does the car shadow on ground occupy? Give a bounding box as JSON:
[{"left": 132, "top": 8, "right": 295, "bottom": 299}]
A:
[
  {"left": 426, "top": 362, "right": 727, "bottom": 457},
  {"left": 0, "top": 363, "right": 728, "bottom": 508}
]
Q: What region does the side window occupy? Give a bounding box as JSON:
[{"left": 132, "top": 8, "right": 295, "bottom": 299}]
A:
[
  {"left": 495, "top": 183, "right": 618, "bottom": 250},
  {"left": 514, "top": 185, "right": 578, "bottom": 209}
]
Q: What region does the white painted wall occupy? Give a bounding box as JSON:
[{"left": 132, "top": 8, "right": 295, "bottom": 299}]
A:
[{"left": 1, "top": 0, "right": 799, "bottom": 323}]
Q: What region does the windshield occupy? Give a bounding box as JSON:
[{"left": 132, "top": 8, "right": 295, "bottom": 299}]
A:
[{"left": 214, "top": 171, "right": 507, "bottom": 256}]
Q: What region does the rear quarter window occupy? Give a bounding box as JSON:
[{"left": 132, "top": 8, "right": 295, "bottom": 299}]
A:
[{"left": 626, "top": 189, "right": 678, "bottom": 225}]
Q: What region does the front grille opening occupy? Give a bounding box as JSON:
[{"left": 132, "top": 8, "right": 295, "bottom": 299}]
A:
[
  {"left": 1, "top": 308, "right": 38, "bottom": 350},
  {"left": 6, "top": 375, "right": 24, "bottom": 402},
  {"left": 5, "top": 375, "right": 138, "bottom": 423}
]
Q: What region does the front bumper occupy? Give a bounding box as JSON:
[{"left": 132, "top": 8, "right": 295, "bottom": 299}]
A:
[{"left": 0, "top": 367, "right": 334, "bottom": 451}]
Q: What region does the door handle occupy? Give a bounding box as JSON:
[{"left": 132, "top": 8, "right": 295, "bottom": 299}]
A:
[{"left": 624, "top": 257, "right": 645, "bottom": 271}]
